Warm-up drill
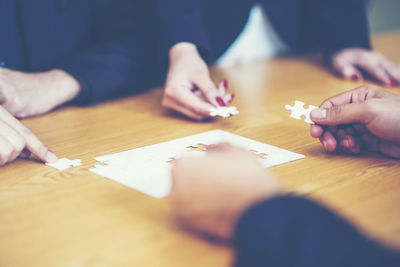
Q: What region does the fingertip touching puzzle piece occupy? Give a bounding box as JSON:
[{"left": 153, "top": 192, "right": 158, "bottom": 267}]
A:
[{"left": 285, "top": 100, "right": 318, "bottom": 124}]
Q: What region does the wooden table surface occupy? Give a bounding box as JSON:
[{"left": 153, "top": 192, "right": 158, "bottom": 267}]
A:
[{"left": 1, "top": 31, "right": 400, "bottom": 267}]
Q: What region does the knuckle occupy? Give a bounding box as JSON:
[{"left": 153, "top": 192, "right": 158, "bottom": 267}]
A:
[
  {"left": 21, "top": 127, "right": 34, "bottom": 138},
  {"left": 364, "top": 100, "right": 379, "bottom": 115},
  {"left": 15, "top": 139, "right": 26, "bottom": 153},
  {"left": 4, "top": 96, "right": 22, "bottom": 112},
  {"left": 367, "top": 84, "right": 383, "bottom": 94},
  {"left": 328, "top": 105, "right": 344, "bottom": 119}
]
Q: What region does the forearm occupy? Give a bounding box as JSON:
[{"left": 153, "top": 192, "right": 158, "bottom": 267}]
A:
[{"left": 233, "top": 195, "right": 400, "bottom": 267}]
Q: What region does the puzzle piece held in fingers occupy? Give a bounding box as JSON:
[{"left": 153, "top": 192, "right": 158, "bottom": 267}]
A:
[
  {"left": 285, "top": 100, "right": 318, "bottom": 124},
  {"left": 209, "top": 106, "right": 239, "bottom": 118}
]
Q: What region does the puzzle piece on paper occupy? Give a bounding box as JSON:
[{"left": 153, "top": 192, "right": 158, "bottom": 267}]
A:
[
  {"left": 285, "top": 100, "right": 318, "bottom": 124},
  {"left": 250, "top": 150, "right": 268, "bottom": 159},
  {"left": 167, "top": 157, "right": 177, "bottom": 164},
  {"left": 209, "top": 106, "right": 239, "bottom": 118},
  {"left": 90, "top": 130, "right": 305, "bottom": 198},
  {"left": 187, "top": 144, "right": 207, "bottom": 152},
  {"left": 167, "top": 144, "right": 208, "bottom": 164},
  {"left": 46, "top": 158, "right": 82, "bottom": 171}
]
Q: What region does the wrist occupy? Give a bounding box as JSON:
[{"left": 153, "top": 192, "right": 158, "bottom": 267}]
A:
[
  {"left": 49, "top": 69, "right": 82, "bottom": 102},
  {"left": 169, "top": 42, "right": 199, "bottom": 63}
]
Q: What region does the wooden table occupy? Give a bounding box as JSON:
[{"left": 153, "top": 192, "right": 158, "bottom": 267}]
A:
[{"left": 1, "top": 31, "right": 400, "bottom": 267}]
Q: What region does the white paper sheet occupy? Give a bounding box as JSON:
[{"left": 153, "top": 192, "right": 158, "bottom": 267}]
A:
[{"left": 90, "top": 130, "right": 305, "bottom": 198}]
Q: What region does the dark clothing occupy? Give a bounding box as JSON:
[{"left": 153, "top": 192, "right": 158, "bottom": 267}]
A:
[
  {"left": 153, "top": 0, "right": 371, "bottom": 63},
  {"left": 0, "top": 0, "right": 148, "bottom": 104},
  {"left": 0, "top": 1, "right": 25, "bottom": 70},
  {"left": 234, "top": 196, "right": 400, "bottom": 267}
]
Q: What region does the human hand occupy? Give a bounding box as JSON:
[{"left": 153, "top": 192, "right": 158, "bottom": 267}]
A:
[
  {"left": 0, "top": 68, "right": 81, "bottom": 118},
  {"left": 162, "top": 42, "right": 234, "bottom": 121},
  {"left": 0, "top": 106, "right": 57, "bottom": 166},
  {"left": 330, "top": 48, "right": 400, "bottom": 87},
  {"left": 170, "top": 143, "right": 280, "bottom": 241},
  {"left": 310, "top": 85, "right": 400, "bottom": 158}
]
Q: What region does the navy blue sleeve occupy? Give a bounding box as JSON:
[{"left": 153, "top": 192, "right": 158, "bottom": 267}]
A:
[
  {"left": 309, "top": 0, "right": 371, "bottom": 56},
  {"left": 152, "top": 0, "right": 211, "bottom": 56},
  {"left": 234, "top": 195, "right": 400, "bottom": 267},
  {"left": 54, "top": 0, "right": 139, "bottom": 104}
]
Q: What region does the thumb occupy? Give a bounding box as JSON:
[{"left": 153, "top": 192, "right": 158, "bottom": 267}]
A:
[{"left": 311, "top": 102, "right": 372, "bottom": 126}]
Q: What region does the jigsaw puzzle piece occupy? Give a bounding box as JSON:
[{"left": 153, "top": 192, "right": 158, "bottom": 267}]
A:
[
  {"left": 285, "top": 100, "right": 318, "bottom": 124},
  {"left": 208, "top": 106, "right": 239, "bottom": 118},
  {"left": 46, "top": 158, "right": 82, "bottom": 171}
]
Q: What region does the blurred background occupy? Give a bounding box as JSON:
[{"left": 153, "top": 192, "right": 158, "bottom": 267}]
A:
[{"left": 368, "top": 0, "right": 400, "bottom": 33}]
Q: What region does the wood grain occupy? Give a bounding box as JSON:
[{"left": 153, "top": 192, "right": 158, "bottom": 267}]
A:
[{"left": 1, "top": 31, "right": 399, "bottom": 267}]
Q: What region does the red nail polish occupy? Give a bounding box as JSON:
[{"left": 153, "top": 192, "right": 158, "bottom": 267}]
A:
[
  {"left": 351, "top": 74, "right": 359, "bottom": 81},
  {"left": 216, "top": 96, "right": 226, "bottom": 106},
  {"left": 390, "top": 80, "right": 397, "bottom": 87},
  {"left": 223, "top": 79, "right": 228, "bottom": 90}
]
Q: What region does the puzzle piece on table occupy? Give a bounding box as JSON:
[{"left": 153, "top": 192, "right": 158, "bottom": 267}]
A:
[
  {"left": 209, "top": 106, "right": 239, "bottom": 118},
  {"left": 285, "top": 100, "right": 318, "bottom": 124},
  {"left": 46, "top": 158, "right": 82, "bottom": 171}
]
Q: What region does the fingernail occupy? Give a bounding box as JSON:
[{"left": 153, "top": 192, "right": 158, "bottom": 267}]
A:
[
  {"left": 223, "top": 79, "right": 228, "bottom": 90},
  {"left": 311, "top": 108, "right": 327, "bottom": 119},
  {"left": 322, "top": 140, "right": 328, "bottom": 151},
  {"left": 47, "top": 151, "right": 58, "bottom": 163},
  {"left": 216, "top": 96, "right": 226, "bottom": 106},
  {"left": 341, "top": 139, "right": 349, "bottom": 148},
  {"left": 351, "top": 74, "right": 359, "bottom": 81},
  {"left": 228, "top": 93, "right": 235, "bottom": 104},
  {"left": 390, "top": 79, "right": 397, "bottom": 88}
]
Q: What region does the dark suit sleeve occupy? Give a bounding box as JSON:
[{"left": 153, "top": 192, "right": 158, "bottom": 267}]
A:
[
  {"left": 233, "top": 195, "right": 400, "bottom": 267},
  {"left": 54, "top": 0, "right": 139, "bottom": 104},
  {"left": 152, "top": 0, "right": 211, "bottom": 56},
  {"left": 306, "top": 0, "right": 371, "bottom": 56}
]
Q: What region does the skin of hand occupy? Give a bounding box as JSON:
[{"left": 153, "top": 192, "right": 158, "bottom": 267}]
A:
[
  {"left": 330, "top": 48, "right": 400, "bottom": 87},
  {"left": 0, "top": 106, "right": 57, "bottom": 166},
  {"left": 169, "top": 143, "right": 280, "bottom": 241},
  {"left": 162, "top": 42, "right": 234, "bottom": 121},
  {"left": 0, "top": 68, "right": 81, "bottom": 118},
  {"left": 310, "top": 85, "right": 400, "bottom": 158}
]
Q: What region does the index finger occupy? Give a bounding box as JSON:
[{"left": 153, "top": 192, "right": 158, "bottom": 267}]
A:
[
  {"left": 319, "top": 85, "right": 385, "bottom": 109},
  {"left": 175, "top": 86, "right": 215, "bottom": 117},
  {"left": 0, "top": 107, "right": 57, "bottom": 163}
]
